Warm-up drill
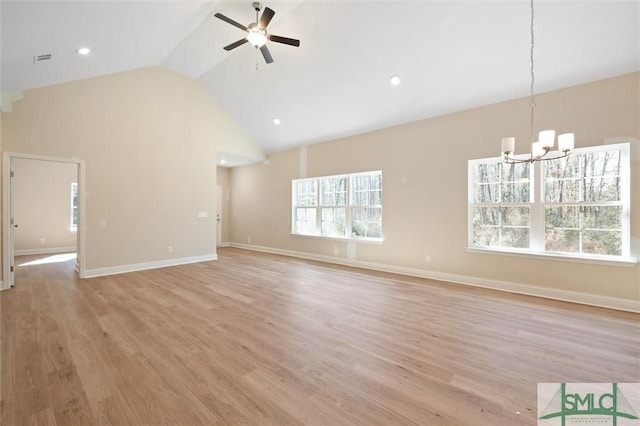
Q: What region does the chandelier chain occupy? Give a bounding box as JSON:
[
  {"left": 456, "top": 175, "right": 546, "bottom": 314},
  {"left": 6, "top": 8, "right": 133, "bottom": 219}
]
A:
[
  {"left": 529, "top": 0, "right": 535, "bottom": 103},
  {"left": 529, "top": 0, "right": 535, "bottom": 148}
]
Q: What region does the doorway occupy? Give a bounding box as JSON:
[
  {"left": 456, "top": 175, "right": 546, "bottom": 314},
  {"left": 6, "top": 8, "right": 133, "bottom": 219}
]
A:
[{"left": 2, "top": 153, "right": 85, "bottom": 289}]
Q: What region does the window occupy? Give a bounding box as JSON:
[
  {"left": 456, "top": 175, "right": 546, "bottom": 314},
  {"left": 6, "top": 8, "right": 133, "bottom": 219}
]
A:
[
  {"left": 294, "top": 178, "right": 317, "bottom": 235},
  {"left": 470, "top": 161, "right": 532, "bottom": 249},
  {"left": 293, "top": 171, "right": 382, "bottom": 240},
  {"left": 320, "top": 175, "right": 347, "bottom": 236},
  {"left": 469, "top": 143, "right": 630, "bottom": 260},
  {"left": 351, "top": 173, "right": 383, "bottom": 238},
  {"left": 70, "top": 182, "right": 78, "bottom": 231},
  {"left": 544, "top": 148, "right": 626, "bottom": 256}
]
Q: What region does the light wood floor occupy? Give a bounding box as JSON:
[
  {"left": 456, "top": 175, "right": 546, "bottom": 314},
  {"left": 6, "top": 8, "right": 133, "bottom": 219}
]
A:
[{"left": 1, "top": 248, "right": 638, "bottom": 425}]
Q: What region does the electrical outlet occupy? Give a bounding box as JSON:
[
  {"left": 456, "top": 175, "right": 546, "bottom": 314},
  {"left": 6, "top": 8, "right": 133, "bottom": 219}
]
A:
[
  {"left": 40, "top": 238, "right": 45, "bottom": 244},
  {"left": 168, "top": 246, "right": 173, "bottom": 253},
  {"left": 425, "top": 254, "right": 432, "bottom": 263}
]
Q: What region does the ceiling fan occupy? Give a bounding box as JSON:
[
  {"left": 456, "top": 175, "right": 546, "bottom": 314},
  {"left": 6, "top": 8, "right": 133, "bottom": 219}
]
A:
[{"left": 214, "top": 2, "right": 300, "bottom": 64}]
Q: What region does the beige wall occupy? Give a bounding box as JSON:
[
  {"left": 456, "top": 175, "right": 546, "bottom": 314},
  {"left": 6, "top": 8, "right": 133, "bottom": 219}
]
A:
[
  {"left": 1, "top": 110, "right": 3, "bottom": 276},
  {"left": 2, "top": 66, "right": 264, "bottom": 272},
  {"left": 216, "top": 166, "right": 231, "bottom": 245},
  {"left": 13, "top": 158, "right": 77, "bottom": 253},
  {"left": 229, "top": 72, "right": 640, "bottom": 304}
]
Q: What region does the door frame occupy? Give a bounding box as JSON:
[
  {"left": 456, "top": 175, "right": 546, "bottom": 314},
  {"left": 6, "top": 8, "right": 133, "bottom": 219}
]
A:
[{"left": 2, "top": 152, "right": 86, "bottom": 289}]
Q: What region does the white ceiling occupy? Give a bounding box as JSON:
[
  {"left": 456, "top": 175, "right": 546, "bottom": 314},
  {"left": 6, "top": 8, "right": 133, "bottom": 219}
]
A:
[{"left": 2, "top": 1, "right": 639, "bottom": 155}]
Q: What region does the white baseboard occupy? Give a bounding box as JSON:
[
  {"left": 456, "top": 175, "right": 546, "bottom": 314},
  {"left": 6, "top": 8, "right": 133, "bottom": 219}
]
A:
[
  {"left": 15, "top": 246, "right": 76, "bottom": 256},
  {"left": 217, "top": 242, "right": 231, "bottom": 248},
  {"left": 229, "top": 243, "right": 640, "bottom": 313},
  {"left": 84, "top": 254, "right": 217, "bottom": 279}
]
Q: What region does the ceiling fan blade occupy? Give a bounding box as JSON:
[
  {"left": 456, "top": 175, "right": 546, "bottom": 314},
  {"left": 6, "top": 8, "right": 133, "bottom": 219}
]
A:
[
  {"left": 214, "top": 13, "right": 248, "bottom": 32},
  {"left": 258, "top": 7, "right": 275, "bottom": 29},
  {"left": 268, "top": 34, "right": 300, "bottom": 47},
  {"left": 223, "top": 38, "right": 249, "bottom": 51},
  {"left": 260, "top": 45, "right": 274, "bottom": 64}
]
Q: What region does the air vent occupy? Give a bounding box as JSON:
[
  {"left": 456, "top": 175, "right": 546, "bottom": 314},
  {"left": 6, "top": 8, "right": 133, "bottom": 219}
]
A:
[{"left": 33, "top": 54, "right": 52, "bottom": 63}]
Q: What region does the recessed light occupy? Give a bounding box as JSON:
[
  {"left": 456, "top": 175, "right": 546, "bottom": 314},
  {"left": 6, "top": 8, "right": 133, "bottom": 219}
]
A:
[
  {"left": 77, "top": 47, "right": 91, "bottom": 56},
  {"left": 220, "top": 159, "right": 227, "bottom": 164},
  {"left": 390, "top": 75, "right": 401, "bottom": 86},
  {"left": 273, "top": 118, "right": 281, "bottom": 125}
]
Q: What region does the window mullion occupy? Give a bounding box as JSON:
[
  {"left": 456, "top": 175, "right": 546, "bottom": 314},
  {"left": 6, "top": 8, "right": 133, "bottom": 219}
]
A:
[
  {"left": 620, "top": 145, "right": 631, "bottom": 258},
  {"left": 579, "top": 210, "right": 584, "bottom": 254},
  {"left": 291, "top": 181, "right": 296, "bottom": 234},
  {"left": 316, "top": 178, "right": 322, "bottom": 235},
  {"left": 531, "top": 161, "right": 544, "bottom": 251},
  {"left": 346, "top": 177, "right": 352, "bottom": 238}
]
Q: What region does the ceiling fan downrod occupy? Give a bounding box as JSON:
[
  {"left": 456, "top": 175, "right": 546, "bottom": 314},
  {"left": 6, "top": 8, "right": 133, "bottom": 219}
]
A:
[{"left": 253, "top": 2, "right": 262, "bottom": 21}]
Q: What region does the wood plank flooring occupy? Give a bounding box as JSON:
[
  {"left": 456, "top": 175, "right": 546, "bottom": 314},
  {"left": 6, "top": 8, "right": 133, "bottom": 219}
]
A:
[{"left": 1, "top": 247, "right": 639, "bottom": 425}]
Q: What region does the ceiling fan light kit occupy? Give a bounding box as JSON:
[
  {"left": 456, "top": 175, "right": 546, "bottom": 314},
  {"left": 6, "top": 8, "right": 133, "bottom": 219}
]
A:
[
  {"left": 214, "top": 2, "right": 300, "bottom": 65},
  {"left": 246, "top": 24, "right": 267, "bottom": 47}
]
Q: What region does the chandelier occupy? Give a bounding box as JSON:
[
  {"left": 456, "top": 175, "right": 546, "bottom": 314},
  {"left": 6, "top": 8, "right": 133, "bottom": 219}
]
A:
[{"left": 501, "top": 0, "right": 574, "bottom": 164}]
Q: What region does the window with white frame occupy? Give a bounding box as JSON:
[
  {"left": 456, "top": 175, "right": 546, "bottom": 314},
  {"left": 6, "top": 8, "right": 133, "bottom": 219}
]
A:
[
  {"left": 351, "top": 173, "right": 383, "bottom": 238},
  {"left": 320, "top": 175, "right": 347, "bottom": 236},
  {"left": 292, "top": 171, "right": 382, "bottom": 240},
  {"left": 469, "top": 143, "right": 630, "bottom": 259},
  {"left": 294, "top": 178, "right": 317, "bottom": 235},
  {"left": 470, "top": 161, "right": 532, "bottom": 249},
  {"left": 70, "top": 182, "right": 78, "bottom": 231}
]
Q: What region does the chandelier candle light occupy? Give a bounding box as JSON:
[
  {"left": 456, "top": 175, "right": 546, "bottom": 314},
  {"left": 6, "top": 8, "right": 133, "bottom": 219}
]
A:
[{"left": 501, "top": 0, "right": 575, "bottom": 164}]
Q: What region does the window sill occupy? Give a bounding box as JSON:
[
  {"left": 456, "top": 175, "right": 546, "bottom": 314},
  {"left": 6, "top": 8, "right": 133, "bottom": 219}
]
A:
[
  {"left": 291, "top": 233, "right": 384, "bottom": 245},
  {"left": 465, "top": 246, "right": 637, "bottom": 267}
]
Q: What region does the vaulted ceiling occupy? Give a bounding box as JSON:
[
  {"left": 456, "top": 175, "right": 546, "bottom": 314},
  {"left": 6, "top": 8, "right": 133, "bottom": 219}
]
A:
[{"left": 2, "top": 1, "right": 639, "bottom": 155}]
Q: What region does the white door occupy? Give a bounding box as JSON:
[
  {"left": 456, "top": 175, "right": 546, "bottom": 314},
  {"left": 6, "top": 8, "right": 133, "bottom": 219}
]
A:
[{"left": 216, "top": 185, "right": 222, "bottom": 246}]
